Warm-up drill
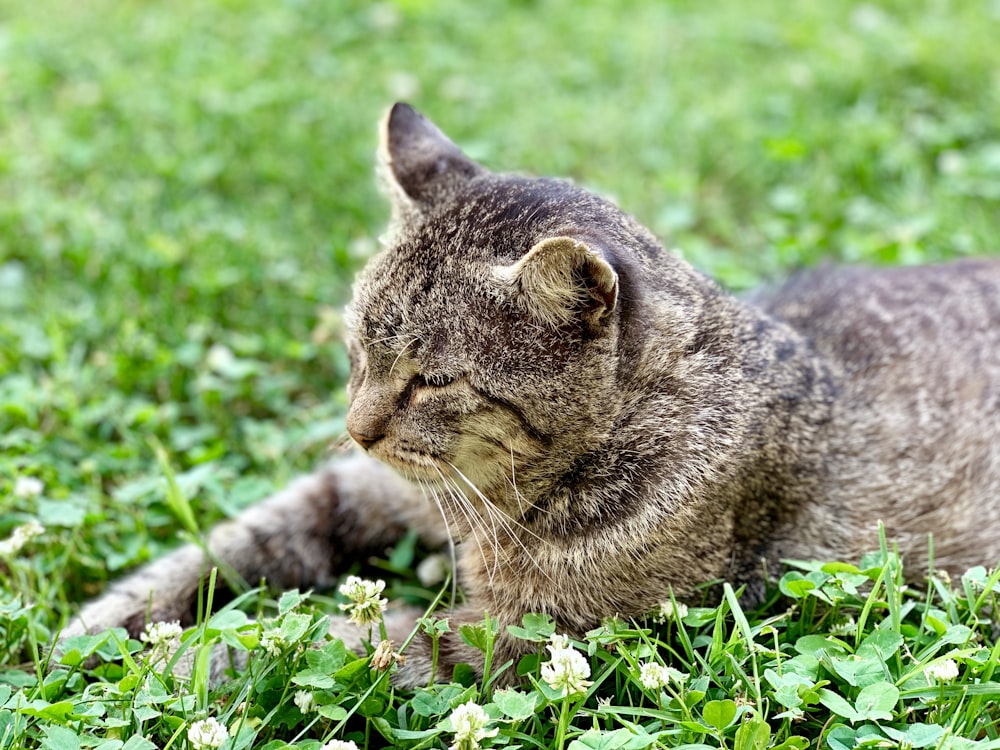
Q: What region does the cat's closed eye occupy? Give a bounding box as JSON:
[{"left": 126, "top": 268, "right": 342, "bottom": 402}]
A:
[{"left": 412, "top": 372, "right": 459, "bottom": 389}]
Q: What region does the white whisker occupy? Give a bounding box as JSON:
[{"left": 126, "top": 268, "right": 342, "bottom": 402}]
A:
[
  {"left": 446, "top": 462, "right": 557, "bottom": 585},
  {"left": 432, "top": 464, "right": 495, "bottom": 588},
  {"left": 416, "top": 479, "right": 459, "bottom": 604},
  {"left": 389, "top": 336, "right": 421, "bottom": 377}
]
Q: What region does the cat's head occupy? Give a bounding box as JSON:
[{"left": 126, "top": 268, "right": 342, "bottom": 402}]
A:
[{"left": 344, "top": 104, "right": 678, "bottom": 512}]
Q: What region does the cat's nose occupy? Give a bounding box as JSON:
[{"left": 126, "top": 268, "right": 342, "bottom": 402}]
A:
[
  {"left": 346, "top": 392, "right": 390, "bottom": 450},
  {"left": 347, "top": 425, "right": 383, "bottom": 451}
]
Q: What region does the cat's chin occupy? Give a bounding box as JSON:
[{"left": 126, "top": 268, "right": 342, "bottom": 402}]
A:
[
  {"left": 372, "top": 450, "right": 501, "bottom": 499},
  {"left": 371, "top": 448, "right": 446, "bottom": 483}
]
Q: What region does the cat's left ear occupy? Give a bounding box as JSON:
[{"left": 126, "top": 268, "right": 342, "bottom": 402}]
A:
[
  {"left": 378, "top": 103, "right": 484, "bottom": 212},
  {"left": 493, "top": 236, "right": 619, "bottom": 328}
]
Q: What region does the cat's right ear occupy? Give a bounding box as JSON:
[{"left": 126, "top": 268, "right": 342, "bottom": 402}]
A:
[
  {"left": 378, "top": 103, "right": 484, "bottom": 217},
  {"left": 493, "top": 236, "right": 619, "bottom": 329}
]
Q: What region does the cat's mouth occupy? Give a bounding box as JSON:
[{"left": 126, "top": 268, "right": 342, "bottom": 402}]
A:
[{"left": 372, "top": 445, "right": 447, "bottom": 481}]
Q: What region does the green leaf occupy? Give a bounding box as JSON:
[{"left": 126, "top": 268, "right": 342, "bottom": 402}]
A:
[
  {"left": 795, "top": 635, "right": 850, "bottom": 658},
  {"left": 459, "top": 622, "right": 491, "bottom": 653},
  {"left": 882, "top": 723, "right": 945, "bottom": 748},
  {"left": 858, "top": 630, "right": 903, "bottom": 662},
  {"left": 55, "top": 632, "right": 112, "bottom": 665},
  {"left": 825, "top": 724, "right": 856, "bottom": 750},
  {"left": 492, "top": 689, "right": 539, "bottom": 721},
  {"left": 41, "top": 726, "right": 80, "bottom": 750},
  {"left": 783, "top": 654, "right": 820, "bottom": 681},
  {"left": 279, "top": 612, "right": 312, "bottom": 643},
  {"left": 779, "top": 572, "right": 817, "bottom": 599},
  {"left": 155, "top": 443, "right": 200, "bottom": 536},
  {"left": 206, "top": 609, "right": 249, "bottom": 631},
  {"left": 410, "top": 690, "right": 448, "bottom": 717},
  {"left": 817, "top": 689, "right": 860, "bottom": 723},
  {"left": 306, "top": 640, "right": 348, "bottom": 673},
  {"left": 317, "top": 705, "right": 348, "bottom": 721},
  {"left": 765, "top": 669, "right": 814, "bottom": 710},
  {"left": 452, "top": 663, "right": 476, "bottom": 686},
  {"left": 853, "top": 682, "right": 898, "bottom": 722},
  {"left": 277, "top": 589, "right": 309, "bottom": 615},
  {"left": 702, "top": 699, "right": 737, "bottom": 731},
  {"left": 507, "top": 612, "right": 557, "bottom": 642},
  {"left": 568, "top": 729, "right": 636, "bottom": 750},
  {"left": 826, "top": 654, "right": 886, "bottom": 687},
  {"left": 821, "top": 562, "right": 862, "bottom": 575},
  {"left": 370, "top": 715, "right": 394, "bottom": 743},
  {"left": 938, "top": 624, "right": 974, "bottom": 645},
  {"left": 393, "top": 727, "right": 444, "bottom": 741},
  {"left": 771, "top": 737, "right": 809, "bottom": 750},
  {"left": 15, "top": 700, "right": 75, "bottom": 722},
  {"left": 334, "top": 656, "right": 370, "bottom": 685},
  {"left": 734, "top": 714, "right": 770, "bottom": 750},
  {"left": 291, "top": 669, "right": 337, "bottom": 689}
]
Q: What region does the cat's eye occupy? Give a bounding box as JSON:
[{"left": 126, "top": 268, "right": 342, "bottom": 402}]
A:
[{"left": 413, "top": 372, "right": 458, "bottom": 388}]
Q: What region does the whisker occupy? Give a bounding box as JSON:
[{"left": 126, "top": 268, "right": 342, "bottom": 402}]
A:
[
  {"left": 433, "top": 465, "right": 494, "bottom": 588},
  {"left": 447, "top": 463, "right": 554, "bottom": 549},
  {"left": 389, "top": 337, "right": 421, "bottom": 378},
  {"left": 365, "top": 332, "right": 419, "bottom": 348},
  {"left": 448, "top": 473, "right": 504, "bottom": 582},
  {"left": 509, "top": 445, "right": 525, "bottom": 516},
  {"left": 327, "top": 432, "right": 355, "bottom": 454},
  {"left": 446, "top": 462, "right": 557, "bottom": 585},
  {"left": 417, "top": 478, "right": 459, "bottom": 604}
]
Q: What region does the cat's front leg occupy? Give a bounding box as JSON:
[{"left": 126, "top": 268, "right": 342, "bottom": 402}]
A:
[{"left": 59, "top": 454, "right": 444, "bottom": 642}]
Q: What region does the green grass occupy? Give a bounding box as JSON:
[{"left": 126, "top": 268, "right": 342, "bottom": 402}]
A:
[{"left": 1, "top": 0, "right": 999, "bottom": 748}]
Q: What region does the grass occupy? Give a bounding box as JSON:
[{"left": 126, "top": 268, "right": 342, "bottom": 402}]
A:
[{"left": 1, "top": 0, "right": 999, "bottom": 748}]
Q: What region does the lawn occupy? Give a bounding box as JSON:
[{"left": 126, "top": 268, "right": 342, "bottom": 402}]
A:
[{"left": 2, "top": 0, "right": 1000, "bottom": 748}]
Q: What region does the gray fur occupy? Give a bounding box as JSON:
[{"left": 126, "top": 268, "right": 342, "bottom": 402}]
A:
[{"left": 60, "top": 104, "right": 1000, "bottom": 687}]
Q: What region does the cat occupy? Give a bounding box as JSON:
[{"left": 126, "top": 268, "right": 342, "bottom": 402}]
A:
[{"left": 59, "top": 102, "right": 1000, "bottom": 687}]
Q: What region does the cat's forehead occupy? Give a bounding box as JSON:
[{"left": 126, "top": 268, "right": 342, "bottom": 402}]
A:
[
  {"left": 348, "top": 174, "right": 625, "bottom": 349},
  {"left": 350, "top": 238, "right": 490, "bottom": 346}
]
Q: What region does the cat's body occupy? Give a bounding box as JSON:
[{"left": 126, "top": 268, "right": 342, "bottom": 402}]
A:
[{"left": 61, "top": 104, "right": 1000, "bottom": 685}]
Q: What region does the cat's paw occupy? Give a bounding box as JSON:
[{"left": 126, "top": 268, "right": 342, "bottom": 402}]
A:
[{"left": 54, "top": 545, "right": 207, "bottom": 668}]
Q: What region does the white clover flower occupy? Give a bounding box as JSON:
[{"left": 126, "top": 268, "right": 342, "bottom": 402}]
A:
[
  {"left": 448, "top": 701, "right": 498, "bottom": 750},
  {"left": 294, "top": 690, "right": 316, "bottom": 714},
  {"left": 13, "top": 476, "right": 44, "bottom": 499},
  {"left": 638, "top": 661, "right": 688, "bottom": 690},
  {"left": 338, "top": 576, "right": 388, "bottom": 626},
  {"left": 141, "top": 620, "right": 183, "bottom": 663},
  {"left": 547, "top": 633, "right": 571, "bottom": 652},
  {"left": 187, "top": 717, "right": 228, "bottom": 750},
  {"left": 655, "top": 600, "right": 688, "bottom": 623},
  {"left": 832, "top": 615, "right": 857, "bottom": 636},
  {"left": 259, "top": 628, "right": 285, "bottom": 657},
  {"left": 416, "top": 553, "right": 449, "bottom": 586},
  {"left": 925, "top": 658, "right": 960, "bottom": 682},
  {"left": 0, "top": 520, "right": 45, "bottom": 557},
  {"left": 540, "top": 635, "right": 593, "bottom": 697},
  {"left": 320, "top": 741, "right": 359, "bottom": 750},
  {"left": 206, "top": 343, "right": 235, "bottom": 372}
]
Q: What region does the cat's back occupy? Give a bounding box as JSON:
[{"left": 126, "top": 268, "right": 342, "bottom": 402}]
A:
[
  {"left": 756, "top": 258, "right": 1000, "bottom": 567},
  {"left": 755, "top": 258, "right": 1000, "bottom": 379}
]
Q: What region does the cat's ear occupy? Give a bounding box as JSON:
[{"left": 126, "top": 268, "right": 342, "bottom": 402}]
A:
[
  {"left": 378, "top": 103, "right": 483, "bottom": 213},
  {"left": 493, "top": 236, "right": 619, "bottom": 327}
]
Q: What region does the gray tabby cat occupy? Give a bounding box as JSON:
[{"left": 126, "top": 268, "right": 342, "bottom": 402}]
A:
[{"left": 61, "top": 103, "right": 1000, "bottom": 686}]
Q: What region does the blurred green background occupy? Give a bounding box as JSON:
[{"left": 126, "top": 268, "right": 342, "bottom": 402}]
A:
[{"left": 1, "top": 0, "right": 999, "bottom": 621}]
